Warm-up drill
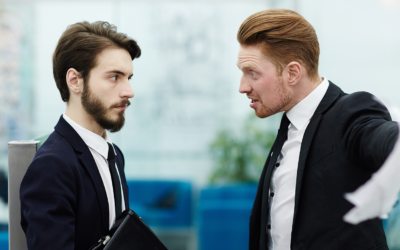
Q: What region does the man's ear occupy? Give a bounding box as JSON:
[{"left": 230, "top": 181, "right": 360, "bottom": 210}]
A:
[
  {"left": 286, "top": 62, "right": 302, "bottom": 86},
  {"left": 66, "top": 68, "right": 83, "bottom": 95}
]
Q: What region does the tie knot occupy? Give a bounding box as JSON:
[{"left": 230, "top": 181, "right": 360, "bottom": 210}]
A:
[{"left": 107, "top": 143, "right": 115, "bottom": 161}]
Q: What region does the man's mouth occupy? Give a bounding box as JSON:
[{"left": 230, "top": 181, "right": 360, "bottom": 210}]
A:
[
  {"left": 111, "top": 100, "right": 131, "bottom": 110},
  {"left": 248, "top": 96, "right": 259, "bottom": 103},
  {"left": 248, "top": 97, "right": 259, "bottom": 109},
  {"left": 115, "top": 106, "right": 126, "bottom": 110}
]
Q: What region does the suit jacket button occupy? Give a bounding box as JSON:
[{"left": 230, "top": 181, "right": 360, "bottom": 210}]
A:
[
  {"left": 275, "top": 163, "right": 280, "bottom": 167},
  {"left": 267, "top": 224, "right": 271, "bottom": 230},
  {"left": 270, "top": 192, "right": 274, "bottom": 197}
]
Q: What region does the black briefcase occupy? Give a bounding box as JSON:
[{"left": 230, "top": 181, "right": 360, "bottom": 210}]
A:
[{"left": 89, "top": 209, "right": 169, "bottom": 250}]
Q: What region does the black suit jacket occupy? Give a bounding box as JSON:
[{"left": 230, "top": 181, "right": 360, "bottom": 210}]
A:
[
  {"left": 20, "top": 116, "right": 130, "bottom": 250},
  {"left": 250, "top": 82, "right": 399, "bottom": 250}
]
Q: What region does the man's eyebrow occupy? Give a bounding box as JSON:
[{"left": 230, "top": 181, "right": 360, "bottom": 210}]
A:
[
  {"left": 105, "top": 70, "right": 126, "bottom": 75},
  {"left": 239, "top": 65, "right": 254, "bottom": 71},
  {"left": 237, "top": 61, "right": 256, "bottom": 71},
  {"left": 105, "top": 70, "right": 133, "bottom": 78}
]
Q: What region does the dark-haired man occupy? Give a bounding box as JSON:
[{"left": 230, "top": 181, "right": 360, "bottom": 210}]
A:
[
  {"left": 20, "top": 21, "right": 141, "bottom": 250},
  {"left": 237, "top": 9, "right": 398, "bottom": 250}
]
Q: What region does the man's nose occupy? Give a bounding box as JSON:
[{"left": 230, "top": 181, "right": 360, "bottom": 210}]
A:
[
  {"left": 121, "top": 80, "right": 134, "bottom": 99},
  {"left": 239, "top": 75, "right": 251, "bottom": 94}
]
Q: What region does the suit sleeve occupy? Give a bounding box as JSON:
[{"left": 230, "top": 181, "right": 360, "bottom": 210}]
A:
[
  {"left": 20, "top": 154, "right": 76, "bottom": 250},
  {"left": 338, "top": 92, "right": 399, "bottom": 170}
]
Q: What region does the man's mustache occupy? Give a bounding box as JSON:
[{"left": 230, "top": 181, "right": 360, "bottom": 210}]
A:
[{"left": 110, "top": 100, "right": 131, "bottom": 109}]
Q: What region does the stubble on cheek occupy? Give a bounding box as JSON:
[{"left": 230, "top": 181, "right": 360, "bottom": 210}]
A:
[{"left": 255, "top": 80, "right": 292, "bottom": 118}]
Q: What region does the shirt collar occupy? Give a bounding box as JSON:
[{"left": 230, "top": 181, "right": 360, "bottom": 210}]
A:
[
  {"left": 286, "top": 77, "right": 329, "bottom": 130},
  {"left": 63, "top": 113, "right": 113, "bottom": 159}
]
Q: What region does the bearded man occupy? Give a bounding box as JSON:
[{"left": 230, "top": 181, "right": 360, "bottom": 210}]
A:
[
  {"left": 20, "top": 21, "right": 141, "bottom": 250},
  {"left": 237, "top": 9, "right": 398, "bottom": 250}
]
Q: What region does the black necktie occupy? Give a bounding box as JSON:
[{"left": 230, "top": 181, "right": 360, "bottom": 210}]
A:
[
  {"left": 271, "top": 113, "right": 290, "bottom": 161},
  {"left": 260, "top": 113, "right": 290, "bottom": 249},
  {"left": 107, "top": 143, "right": 122, "bottom": 219}
]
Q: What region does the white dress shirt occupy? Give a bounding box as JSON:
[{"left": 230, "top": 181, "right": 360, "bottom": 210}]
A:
[
  {"left": 267, "top": 77, "right": 329, "bottom": 250},
  {"left": 63, "top": 114, "right": 126, "bottom": 229}
]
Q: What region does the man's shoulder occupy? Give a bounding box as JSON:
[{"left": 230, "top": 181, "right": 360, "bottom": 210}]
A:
[
  {"left": 22, "top": 130, "right": 84, "bottom": 189},
  {"left": 326, "top": 89, "right": 384, "bottom": 115},
  {"left": 335, "top": 91, "right": 388, "bottom": 115},
  {"left": 322, "top": 89, "right": 392, "bottom": 140},
  {"left": 34, "top": 130, "right": 77, "bottom": 164},
  {"left": 325, "top": 82, "right": 378, "bottom": 109},
  {"left": 340, "top": 90, "right": 375, "bottom": 103}
]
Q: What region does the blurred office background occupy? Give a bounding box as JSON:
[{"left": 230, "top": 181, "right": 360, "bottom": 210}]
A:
[{"left": 1, "top": 0, "right": 400, "bottom": 249}]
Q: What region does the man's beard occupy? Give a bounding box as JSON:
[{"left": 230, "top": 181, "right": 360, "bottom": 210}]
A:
[
  {"left": 255, "top": 78, "right": 292, "bottom": 118},
  {"left": 81, "top": 83, "right": 130, "bottom": 132}
]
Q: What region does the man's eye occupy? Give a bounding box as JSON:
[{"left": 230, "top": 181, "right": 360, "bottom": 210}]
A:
[
  {"left": 110, "top": 76, "right": 117, "bottom": 81},
  {"left": 250, "top": 72, "right": 256, "bottom": 77}
]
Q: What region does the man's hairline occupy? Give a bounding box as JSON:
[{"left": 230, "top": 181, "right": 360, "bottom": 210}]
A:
[{"left": 239, "top": 42, "right": 319, "bottom": 80}]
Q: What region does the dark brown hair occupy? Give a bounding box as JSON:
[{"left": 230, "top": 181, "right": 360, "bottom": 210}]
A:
[
  {"left": 53, "top": 21, "right": 141, "bottom": 102},
  {"left": 237, "top": 9, "right": 320, "bottom": 80}
]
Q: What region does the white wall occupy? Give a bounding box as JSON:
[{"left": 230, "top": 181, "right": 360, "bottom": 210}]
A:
[
  {"left": 300, "top": 0, "right": 400, "bottom": 104},
  {"left": 31, "top": 0, "right": 400, "bottom": 185}
]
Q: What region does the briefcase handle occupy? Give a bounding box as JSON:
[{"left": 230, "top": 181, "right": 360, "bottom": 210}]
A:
[{"left": 89, "top": 235, "right": 111, "bottom": 250}]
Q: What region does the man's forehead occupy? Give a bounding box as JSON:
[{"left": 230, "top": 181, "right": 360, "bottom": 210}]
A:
[
  {"left": 237, "top": 46, "right": 265, "bottom": 68},
  {"left": 238, "top": 45, "right": 264, "bottom": 58},
  {"left": 96, "top": 48, "right": 133, "bottom": 74}
]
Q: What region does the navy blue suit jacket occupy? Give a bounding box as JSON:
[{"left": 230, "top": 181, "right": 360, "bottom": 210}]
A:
[{"left": 20, "top": 116, "right": 130, "bottom": 250}]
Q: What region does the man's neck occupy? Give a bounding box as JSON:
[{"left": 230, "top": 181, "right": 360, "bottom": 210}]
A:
[
  {"left": 65, "top": 104, "right": 106, "bottom": 138},
  {"left": 286, "top": 76, "right": 323, "bottom": 112}
]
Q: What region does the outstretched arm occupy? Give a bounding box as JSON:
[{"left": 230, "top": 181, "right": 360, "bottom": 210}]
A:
[
  {"left": 339, "top": 92, "right": 398, "bottom": 169},
  {"left": 340, "top": 95, "right": 400, "bottom": 224}
]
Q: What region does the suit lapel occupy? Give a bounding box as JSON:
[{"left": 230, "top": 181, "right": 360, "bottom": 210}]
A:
[
  {"left": 79, "top": 152, "right": 110, "bottom": 235},
  {"left": 113, "top": 145, "right": 129, "bottom": 210},
  {"left": 55, "top": 116, "right": 110, "bottom": 235},
  {"left": 292, "top": 114, "right": 322, "bottom": 226},
  {"left": 115, "top": 154, "right": 129, "bottom": 210},
  {"left": 292, "top": 82, "right": 344, "bottom": 228}
]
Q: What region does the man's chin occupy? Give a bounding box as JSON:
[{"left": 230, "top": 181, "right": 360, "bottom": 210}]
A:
[
  {"left": 96, "top": 116, "right": 125, "bottom": 133},
  {"left": 254, "top": 109, "right": 273, "bottom": 119}
]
